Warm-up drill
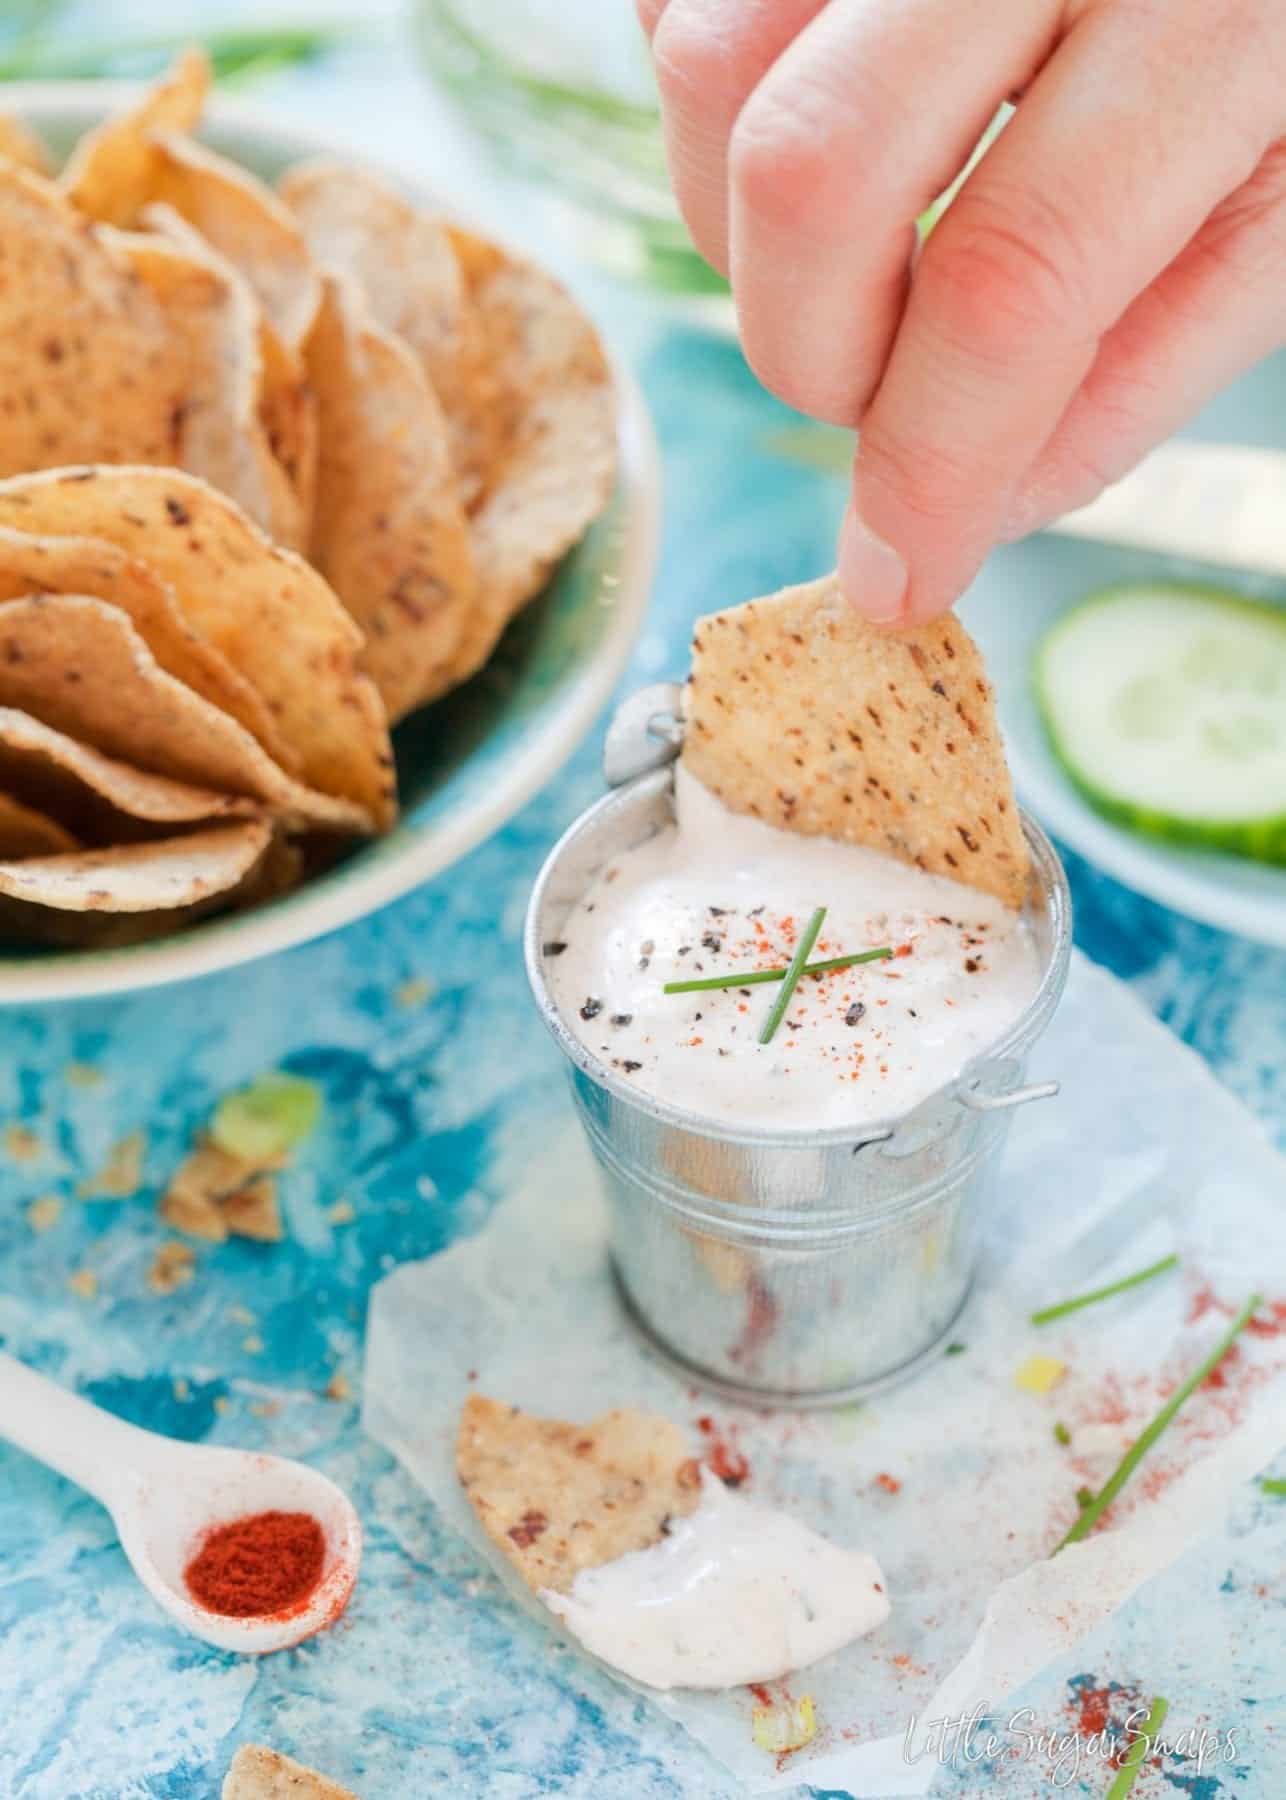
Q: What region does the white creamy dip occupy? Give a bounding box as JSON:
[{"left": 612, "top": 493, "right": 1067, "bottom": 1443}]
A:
[
  {"left": 543, "top": 1469, "right": 889, "bottom": 1690},
  {"left": 548, "top": 765, "right": 1041, "bottom": 1129}
]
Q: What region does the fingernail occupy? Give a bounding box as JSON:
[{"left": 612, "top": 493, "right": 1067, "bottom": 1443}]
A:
[{"left": 838, "top": 507, "right": 908, "bottom": 624}]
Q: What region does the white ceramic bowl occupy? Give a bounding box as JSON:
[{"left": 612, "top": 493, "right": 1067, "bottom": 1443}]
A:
[{"left": 0, "top": 84, "right": 660, "bottom": 1003}]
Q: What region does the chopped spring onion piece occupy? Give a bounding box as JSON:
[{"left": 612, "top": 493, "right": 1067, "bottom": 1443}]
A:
[
  {"left": 751, "top": 1695, "right": 817, "bottom": 1755},
  {"left": 1053, "top": 1421, "right": 1071, "bottom": 1446},
  {"left": 1031, "top": 1254, "right": 1179, "bottom": 1325},
  {"left": 758, "top": 907, "right": 826, "bottom": 1046},
  {"left": 1105, "top": 1695, "right": 1169, "bottom": 1800},
  {"left": 1075, "top": 1485, "right": 1094, "bottom": 1510},
  {"left": 1261, "top": 1477, "right": 1286, "bottom": 1497},
  {"left": 1055, "top": 1294, "right": 1261, "bottom": 1553},
  {"left": 663, "top": 945, "right": 891, "bottom": 995},
  {"left": 211, "top": 1071, "right": 322, "bottom": 1163}
]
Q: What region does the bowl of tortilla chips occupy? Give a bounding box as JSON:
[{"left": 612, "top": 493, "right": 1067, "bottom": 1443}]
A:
[{"left": 0, "top": 52, "right": 658, "bottom": 1001}]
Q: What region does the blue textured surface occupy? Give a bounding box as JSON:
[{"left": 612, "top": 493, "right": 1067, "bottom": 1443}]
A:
[{"left": 2, "top": 48, "right": 1286, "bottom": 1800}]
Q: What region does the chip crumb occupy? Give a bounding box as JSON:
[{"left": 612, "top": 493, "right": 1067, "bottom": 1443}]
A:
[
  {"left": 220, "top": 1174, "right": 283, "bottom": 1242},
  {"left": 324, "top": 1372, "right": 352, "bottom": 1402},
  {"left": 242, "top": 1333, "right": 265, "bottom": 1355},
  {"left": 213, "top": 1394, "right": 232, "bottom": 1415},
  {"left": 394, "top": 976, "right": 432, "bottom": 1009},
  {"left": 26, "top": 1193, "right": 62, "bottom": 1232},
  {"left": 65, "top": 1061, "right": 105, "bottom": 1088},
  {"left": 4, "top": 1123, "right": 42, "bottom": 1163},
  {"left": 173, "top": 1376, "right": 191, "bottom": 1402},
  {"left": 147, "top": 1239, "right": 195, "bottom": 1295},
  {"left": 250, "top": 1399, "right": 282, "bottom": 1418},
  {"left": 327, "top": 1198, "right": 355, "bottom": 1226},
  {"left": 227, "top": 1302, "right": 257, "bottom": 1327},
  {"left": 67, "top": 1268, "right": 98, "bottom": 1300},
  {"left": 161, "top": 1140, "right": 283, "bottom": 1242},
  {"left": 80, "top": 1129, "right": 146, "bottom": 1199}
]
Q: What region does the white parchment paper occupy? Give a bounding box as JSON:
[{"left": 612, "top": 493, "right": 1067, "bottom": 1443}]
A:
[{"left": 363, "top": 951, "right": 1286, "bottom": 1794}]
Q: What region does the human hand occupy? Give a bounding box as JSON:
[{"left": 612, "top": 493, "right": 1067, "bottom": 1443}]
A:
[{"left": 638, "top": 0, "right": 1286, "bottom": 624}]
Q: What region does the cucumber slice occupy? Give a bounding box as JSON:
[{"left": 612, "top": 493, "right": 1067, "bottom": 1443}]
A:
[{"left": 1035, "top": 583, "right": 1286, "bottom": 865}]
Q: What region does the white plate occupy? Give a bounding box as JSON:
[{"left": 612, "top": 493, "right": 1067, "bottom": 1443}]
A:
[
  {"left": 0, "top": 86, "right": 660, "bottom": 1003},
  {"left": 961, "top": 350, "right": 1286, "bottom": 948}
]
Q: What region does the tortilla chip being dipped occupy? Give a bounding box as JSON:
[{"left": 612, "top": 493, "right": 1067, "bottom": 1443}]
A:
[
  {"left": 0, "top": 469, "right": 395, "bottom": 828},
  {"left": 0, "top": 818, "right": 270, "bottom": 947},
  {"left": 442, "top": 230, "right": 617, "bottom": 688},
  {"left": 59, "top": 47, "right": 210, "bottom": 225},
  {"left": 0, "top": 593, "right": 369, "bottom": 836},
  {"left": 304, "top": 277, "right": 475, "bottom": 721},
  {"left": 222, "top": 1744, "right": 362, "bottom": 1800},
  {"left": 280, "top": 158, "right": 499, "bottom": 507},
  {"left": 456, "top": 1393, "right": 701, "bottom": 1595},
  {"left": 682, "top": 573, "right": 1031, "bottom": 908}
]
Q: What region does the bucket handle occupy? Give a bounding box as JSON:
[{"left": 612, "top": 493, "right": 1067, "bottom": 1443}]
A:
[
  {"left": 958, "top": 1078, "right": 1060, "bottom": 1112},
  {"left": 603, "top": 682, "right": 685, "bottom": 788}
]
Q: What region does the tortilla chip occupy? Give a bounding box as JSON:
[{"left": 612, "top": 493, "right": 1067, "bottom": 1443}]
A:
[
  {"left": 682, "top": 573, "right": 1031, "bottom": 908},
  {"left": 0, "top": 112, "right": 50, "bottom": 176},
  {"left": 0, "top": 165, "right": 186, "bottom": 475},
  {"left": 456, "top": 1394, "right": 702, "bottom": 1595},
  {"left": 0, "top": 706, "right": 257, "bottom": 843},
  {"left": 60, "top": 49, "right": 210, "bottom": 225},
  {"left": 141, "top": 133, "right": 321, "bottom": 351},
  {"left": 0, "top": 818, "right": 269, "bottom": 914},
  {"left": 222, "top": 1744, "right": 362, "bottom": 1800},
  {"left": 280, "top": 159, "right": 498, "bottom": 505},
  {"left": 0, "top": 593, "right": 369, "bottom": 835},
  {"left": 143, "top": 200, "right": 319, "bottom": 536},
  {"left": 257, "top": 314, "right": 319, "bottom": 537},
  {"left": 0, "top": 470, "right": 395, "bottom": 827},
  {"left": 0, "top": 791, "right": 78, "bottom": 857},
  {"left": 443, "top": 229, "right": 616, "bottom": 686},
  {"left": 0, "top": 524, "right": 293, "bottom": 769},
  {"left": 108, "top": 226, "right": 305, "bottom": 550},
  {"left": 304, "top": 277, "right": 474, "bottom": 721}
]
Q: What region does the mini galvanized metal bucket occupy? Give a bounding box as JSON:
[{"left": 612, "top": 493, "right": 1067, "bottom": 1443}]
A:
[{"left": 526, "top": 686, "right": 1073, "bottom": 1407}]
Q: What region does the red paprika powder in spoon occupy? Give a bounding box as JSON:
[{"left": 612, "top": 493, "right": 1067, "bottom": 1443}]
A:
[{"left": 184, "top": 1509, "right": 325, "bottom": 1618}]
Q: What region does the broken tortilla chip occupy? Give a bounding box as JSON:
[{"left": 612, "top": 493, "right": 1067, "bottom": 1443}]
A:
[
  {"left": 222, "top": 1744, "right": 362, "bottom": 1800},
  {"left": 304, "top": 277, "right": 475, "bottom": 721},
  {"left": 108, "top": 225, "right": 305, "bottom": 550},
  {"left": 0, "top": 593, "right": 369, "bottom": 835},
  {"left": 0, "top": 469, "right": 395, "bottom": 826},
  {"left": 0, "top": 165, "right": 186, "bottom": 476},
  {"left": 0, "top": 112, "right": 50, "bottom": 176},
  {"left": 682, "top": 573, "right": 1031, "bottom": 908},
  {"left": 0, "top": 706, "right": 257, "bottom": 843},
  {"left": 0, "top": 791, "right": 78, "bottom": 857},
  {"left": 456, "top": 1394, "right": 702, "bottom": 1595},
  {"left": 280, "top": 159, "right": 498, "bottom": 506},
  {"left": 443, "top": 229, "right": 616, "bottom": 687},
  {"left": 0, "top": 523, "right": 293, "bottom": 768},
  {"left": 60, "top": 48, "right": 210, "bottom": 225}
]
